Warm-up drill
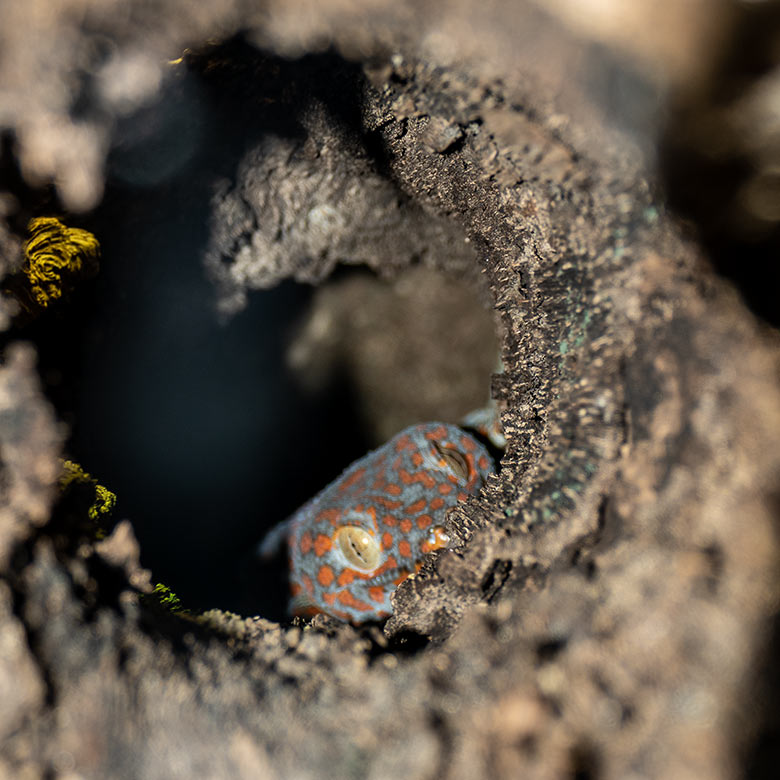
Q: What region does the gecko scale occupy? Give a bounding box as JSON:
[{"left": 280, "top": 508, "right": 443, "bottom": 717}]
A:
[{"left": 260, "top": 422, "right": 494, "bottom": 623}]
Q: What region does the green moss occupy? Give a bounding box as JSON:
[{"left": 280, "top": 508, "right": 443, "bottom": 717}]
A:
[{"left": 144, "top": 583, "right": 185, "bottom": 613}]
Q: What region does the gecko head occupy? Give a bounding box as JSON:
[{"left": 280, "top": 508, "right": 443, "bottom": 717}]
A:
[{"left": 288, "top": 422, "right": 495, "bottom": 623}]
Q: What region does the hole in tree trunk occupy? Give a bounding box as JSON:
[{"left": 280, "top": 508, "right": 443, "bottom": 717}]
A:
[{"left": 17, "top": 38, "right": 498, "bottom": 618}]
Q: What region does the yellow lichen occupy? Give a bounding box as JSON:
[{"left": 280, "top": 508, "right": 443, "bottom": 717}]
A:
[
  {"left": 57, "top": 464, "right": 187, "bottom": 615},
  {"left": 59, "top": 458, "right": 92, "bottom": 490},
  {"left": 59, "top": 459, "right": 117, "bottom": 539},
  {"left": 22, "top": 217, "right": 100, "bottom": 309},
  {"left": 90, "top": 483, "right": 118, "bottom": 523}
]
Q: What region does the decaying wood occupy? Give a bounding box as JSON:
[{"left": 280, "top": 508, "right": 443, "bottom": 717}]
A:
[{"left": 1, "top": 1, "right": 779, "bottom": 778}]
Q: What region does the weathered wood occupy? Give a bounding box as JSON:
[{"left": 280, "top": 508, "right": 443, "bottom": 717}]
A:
[{"left": 1, "top": 2, "right": 779, "bottom": 778}]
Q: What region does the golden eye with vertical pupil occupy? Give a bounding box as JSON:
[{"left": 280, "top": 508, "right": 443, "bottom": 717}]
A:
[
  {"left": 336, "top": 526, "right": 381, "bottom": 571},
  {"left": 432, "top": 442, "right": 470, "bottom": 481}
]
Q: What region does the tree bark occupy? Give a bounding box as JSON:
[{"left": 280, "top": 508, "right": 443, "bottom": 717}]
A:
[{"left": 1, "top": 1, "right": 779, "bottom": 778}]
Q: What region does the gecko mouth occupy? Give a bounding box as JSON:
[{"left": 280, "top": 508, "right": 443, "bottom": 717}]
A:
[
  {"left": 369, "top": 558, "right": 423, "bottom": 587},
  {"left": 368, "top": 564, "right": 411, "bottom": 587}
]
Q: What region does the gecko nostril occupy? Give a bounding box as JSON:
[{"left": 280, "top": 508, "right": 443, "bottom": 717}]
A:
[{"left": 336, "top": 526, "right": 381, "bottom": 571}]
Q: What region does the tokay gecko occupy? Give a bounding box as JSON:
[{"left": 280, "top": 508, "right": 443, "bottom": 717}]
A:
[{"left": 260, "top": 421, "right": 495, "bottom": 623}]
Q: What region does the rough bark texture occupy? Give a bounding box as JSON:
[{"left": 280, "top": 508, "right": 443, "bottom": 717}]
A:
[{"left": 2, "top": 1, "right": 780, "bottom": 779}]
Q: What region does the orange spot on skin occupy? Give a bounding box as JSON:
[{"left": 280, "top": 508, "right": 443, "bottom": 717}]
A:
[
  {"left": 339, "top": 467, "right": 367, "bottom": 492},
  {"left": 424, "top": 425, "right": 448, "bottom": 441},
  {"left": 317, "top": 565, "right": 335, "bottom": 587},
  {"left": 400, "top": 469, "right": 435, "bottom": 489},
  {"left": 430, "top": 497, "right": 445, "bottom": 510},
  {"left": 478, "top": 455, "right": 490, "bottom": 471},
  {"left": 370, "top": 453, "right": 386, "bottom": 471},
  {"left": 394, "top": 434, "right": 414, "bottom": 451},
  {"left": 300, "top": 532, "right": 313, "bottom": 555},
  {"left": 314, "top": 534, "right": 332, "bottom": 557},
  {"left": 400, "top": 518, "right": 413, "bottom": 534},
  {"left": 382, "top": 532, "right": 393, "bottom": 549},
  {"left": 438, "top": 483, "right": 453, "bottom": 495},
  {"left": 316, "top": 508, "right": 341, "bottom": 526},
  {"left": 302, "top": 574, "right": 314, "bottom": 595},
  {"left": 375, "top": 555, "right": 398, "bottom": 576},
  {"left": 393, "top": 572, "right": 410, "bottom": 586},
  {"left": 398, "top": 540, "right": 412, "bottom": 558},
  {"left": 428, "top": 526, "right": 450, "bottom": 551},
  {"left": 386, "top": 484, "right": 402, "bottom": 496},
  {"left": 336, "top": 589, "right": 374, "bottom": 612},
  {"left": 337, "top": 569, "right": 356, "bottom": 586},
  {"left": 411, "top": 451, "right": 423, "bottom": 466},
  {"left": 376, "top": 496, "right": 402, "bottom": 509},
  {"left": 369, "top": 586, "right": 386, "bottom": 603},
  {"left": 460, "top": 435, "right": 476, "bottom": 452},
  {"left": 323, "top": 592, "right": 338, "bottom": 605},
  {"left": 290, "top": 583, "right": 302, "bottom": 597},
  {"left": 404, "top": 498, "right": 426, "bottom": 515},
  {"left": 457, "top": 492, "right": 468, "bottom": 502},
  {"left": 382, "top": 515, "right": 397, "bottom": 527},
  {"left": 416, "top": 514, "right": 432, "bottom": 529}
]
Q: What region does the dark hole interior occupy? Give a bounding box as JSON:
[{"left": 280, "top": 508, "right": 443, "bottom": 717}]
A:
[{"left": 7, "top": 38, "right": 497, "bottom": 620}]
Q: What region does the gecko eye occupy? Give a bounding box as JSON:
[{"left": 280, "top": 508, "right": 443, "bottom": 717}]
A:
[
  {"left": 336, "top": 526, "right": 381, "bottom": 571},
  {"left": 433, "top": 442, "right": 470, "bottom": 481}
]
